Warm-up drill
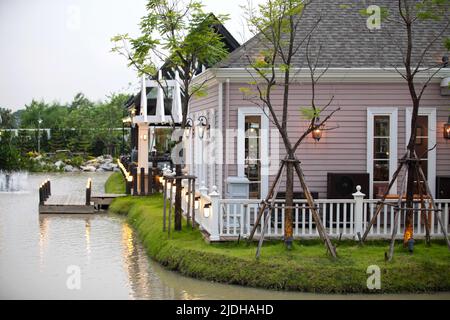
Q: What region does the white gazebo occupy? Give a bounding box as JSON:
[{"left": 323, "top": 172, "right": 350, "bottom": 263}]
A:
[{"left": 132, "top": 70, "right": 183, "bottom": 173}]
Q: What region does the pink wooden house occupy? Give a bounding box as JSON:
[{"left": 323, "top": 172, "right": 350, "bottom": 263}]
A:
[{"left": 177, "top": 0, "right": 450, "bottom": 241}]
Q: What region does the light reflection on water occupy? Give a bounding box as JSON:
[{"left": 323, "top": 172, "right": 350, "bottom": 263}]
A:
[{"left": 0, "top": 173, "right": 449, "bottom": 300}]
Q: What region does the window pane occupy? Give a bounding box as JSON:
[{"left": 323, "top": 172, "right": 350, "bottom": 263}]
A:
[
  {"left": 416, "top": 116, "right": 428, "bottom": 136},
  {"left": 374, "top": 138, "right": 390, "bottom": 159},
  {"left": 374, "top": 161, "right": 389, "bottom": 182},
  {"left": 245, "top": 116, "right": 261, "bottom": 199},
  {"left": 374, "top": 116, "right": 390, "bottom": 136},
  {"left": 374, "top": 183, "right": 389, "bottom": 199},
  {"left": 415, "top": 137, "right": 429, "bottom": 160}
]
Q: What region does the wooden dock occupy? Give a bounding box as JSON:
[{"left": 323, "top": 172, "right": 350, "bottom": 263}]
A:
[
  {"left": 38, "top": 179, "right": 125, "bottom": 214},
  {"left": 91, "top": 194, "right": 126, "bottom": 207}
]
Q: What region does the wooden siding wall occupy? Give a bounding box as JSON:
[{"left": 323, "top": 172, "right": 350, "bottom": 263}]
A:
[{"left": 225, "top": 82, "right": 450, "bottom": 199}]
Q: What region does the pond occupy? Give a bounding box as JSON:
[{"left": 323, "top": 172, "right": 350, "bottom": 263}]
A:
[{"left": 0, "top": 172, "right": 449, "bottom": 300}]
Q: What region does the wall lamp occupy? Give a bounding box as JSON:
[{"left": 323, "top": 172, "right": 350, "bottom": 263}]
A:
[
  {"left": 197, "top": 116, "right": 210, "bottom": 140},
  {"left": 444, "top": 116, "right": 450, "bottom": 140}
]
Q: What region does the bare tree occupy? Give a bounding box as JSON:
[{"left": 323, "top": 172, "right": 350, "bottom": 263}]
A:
[{"left": 241, "top": 0, "right": 339, "bottom": 256}]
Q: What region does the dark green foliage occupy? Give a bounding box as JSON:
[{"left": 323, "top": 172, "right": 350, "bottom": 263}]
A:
[{"left": 0, "top": 132, "right": 22, "bottom": 171}]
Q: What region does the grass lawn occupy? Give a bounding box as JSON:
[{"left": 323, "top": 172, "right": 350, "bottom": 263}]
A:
[
  {"left": 105, "top": 172, "right": 126, "bottom": 194},
  {"left": 109, "top": 194, "right": 450, "bottom": 294}
]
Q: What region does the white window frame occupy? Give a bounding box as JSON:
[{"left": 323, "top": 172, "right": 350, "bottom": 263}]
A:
[
  {"left": 405, "top": 108, "right": 437, "bottom": 197},
  {"left": 237, "top": 107, "right": 269, "bottom": 199},
  {"left": 367, "top": 108, "right": 398, "bottom": 199}
]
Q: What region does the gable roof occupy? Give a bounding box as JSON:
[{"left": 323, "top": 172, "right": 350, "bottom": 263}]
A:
[{"left": 218, "top": 0, "right": 449, "bottom": 69}]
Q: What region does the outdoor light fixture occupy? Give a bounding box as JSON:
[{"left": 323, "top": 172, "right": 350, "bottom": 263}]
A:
[
  {"left": 142, "top": 134, "right": 148, "bottom": 141},
  {"left": 444, "top": 116, "right": 450, "bottom": 140},
  {"left": 203, "top": 203, "right": 211, "bottom": 218},
  {"left": 197, "top": 116, "right": 210, "bottom": 140},
  {"left": 443, "top": 55, "right": 449, "bottom": 68},
  {"left": 312, "top": 118, "right": 323, "bottom": 142},
  {"left": 194, "top": 196, "right": 201, "bottom": 210},
  {"left": 185, "top": 118, "right": 193, "bottom": 137}
]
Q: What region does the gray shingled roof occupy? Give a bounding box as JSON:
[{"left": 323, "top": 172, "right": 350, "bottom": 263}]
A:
[{"left": 218, "top": 0, "right": 449, "bottom": 69}]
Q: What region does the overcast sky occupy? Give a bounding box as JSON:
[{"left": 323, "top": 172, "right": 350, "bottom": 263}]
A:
[{"left": 0, "top": 0, "right": 263, "bottom": 111}]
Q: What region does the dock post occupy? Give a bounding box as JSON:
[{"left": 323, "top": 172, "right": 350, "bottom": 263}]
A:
[
  {"left": 48, "top": 180, "right": 51, "bottom": 197},
  {"left": 86, "top": 178, "right": 92, "bottom": 206},
  {"left": 140, "top": 168, "right": 145, "bottom": 196},
  {"left": 39, "top": 184, "right": 44, "bottom": 205}
]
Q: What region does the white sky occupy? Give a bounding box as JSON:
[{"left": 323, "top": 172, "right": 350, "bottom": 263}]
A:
[{"left": 0, "top": 0, "right": 264, "bottom": 111}]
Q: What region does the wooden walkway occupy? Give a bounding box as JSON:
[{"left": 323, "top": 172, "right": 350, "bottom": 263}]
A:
[{"left": 38, "top": 179, "right": 125, "bottom": 214}]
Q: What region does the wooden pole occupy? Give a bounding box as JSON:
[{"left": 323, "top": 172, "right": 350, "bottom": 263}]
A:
[
  {"left": 168, "top": 178, "right": 173, "bottom": 238},
  {"left": 39, "top": 185, "right": 44, "bottom": 205},
  {"left": 186, "top": 178, "right": 191, "bottom": 228},
  {"left": 387, "top": 169, "right": 408, "bottom": 261},
  {"left": 86, "top": 179, "right": 92, "bottom": 206},
  {"left": 140, "top": 168, "right": 145, "bottom": 196},
  {"left": 256, "top": 164, "right": 285, "bottom": 259},
  {"left": 148, "top": 168, "right": 153, "bottom": 195},
  {"left": 248, "top": 161, "right": 286, "bottom": 241},
  {"left": 293, "top": 160, "right": 337, "bottom": 259},
  {"left": 191, "top": 179, "right": 196, "bottom": 230},
  {"left": 415, "top": 155, "right": 450, "bottom": 250},
  {"left": 132, "top": 167, "right": 138, "bottom": 196},
  {"left": 163, "top": 177, "right": 167, "bottom": 232}
]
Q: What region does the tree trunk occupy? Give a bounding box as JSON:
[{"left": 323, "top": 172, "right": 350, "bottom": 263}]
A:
[
  {"left": 284, "top": 160, "right": 294, "bottom": 248},
  {"left": 404, "top": 97, "right": 419, "bottom": 245}
]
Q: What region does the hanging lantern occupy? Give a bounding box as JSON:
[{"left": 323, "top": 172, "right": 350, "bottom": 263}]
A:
[
  {"left": 444, "top": 116, "right": 450, "bottom": 140},
  {"left": 312, "top": 118, "right": 323, "bottom": 142},
  {"left": 203, "top": 203, "right": 211, "bottom": 218},
  {"left": 185, "top": 118, "right": 193, "bottom": 137},
  {"left": 194, "top": 196, "right": 201, "bottom": 210},
  {"left": 197, "top": 116, "right": 210, "bottom": 140}
]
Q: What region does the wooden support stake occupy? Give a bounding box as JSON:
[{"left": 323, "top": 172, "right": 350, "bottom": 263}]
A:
[
  {"left": 248, "top": 160, "right": 286, "bottom": 241},
  {"left": 163, "top": 178, "right": 167, "bottom": 232},
  {"left": 191, "top": 180, "right": 196, "bottom": 230},
  {"left": 168, "top": 179, "right": 173, "bottom": 238},
  {"left": 362, "top": 156, "right": 406, "bottom": 242},
  {"left": 293, "top": 161, "right": 336, "bottom": 259},
  {"left": 415, "top": 155, "right": 450, "bottom": 250}
]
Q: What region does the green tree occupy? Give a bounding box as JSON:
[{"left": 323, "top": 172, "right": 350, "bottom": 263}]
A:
[
  {"left": 112, "top": 0, "right": 230, "bottom": 231},
  {"left": 0, "top": 132, "right": 21, "bottom": 172},
  {"left": 0, "top": 108, "right": 17, "bottom": 129}
]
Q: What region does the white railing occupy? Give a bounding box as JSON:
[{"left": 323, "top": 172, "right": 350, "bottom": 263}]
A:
[
  {"left": 363, "top": 199, "right": 450, "bottom": 239},
  {"left": 174, "top": 181, "right": 450, "bottom": 242},
  {"left": 218, "top": 199, "right": 356, "bottom": 239}
]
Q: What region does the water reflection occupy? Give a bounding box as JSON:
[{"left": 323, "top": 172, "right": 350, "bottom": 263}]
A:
[{"left": 1, "top": 173, "right": 449, "bottom": 300}]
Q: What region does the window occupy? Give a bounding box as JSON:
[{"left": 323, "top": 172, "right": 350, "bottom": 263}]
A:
[
  {"left": 405, "top": 109, "right": 437, "bottom": 197},
  {"left": 367, "top": 108, "right": 398, "bottom": 199},
  {"left": 238, "top": 108, "right": 269, "bottom": 199},
  {"left": 373, "top": 116, "right": 391, "bottom": 198},
  {"left": 245, "top": 116, "right": 262, "bottom": 198}
]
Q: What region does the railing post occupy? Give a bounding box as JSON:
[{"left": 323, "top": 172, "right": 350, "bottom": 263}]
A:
[
  {"left": 209, "top": 186, "right": 221, "bottom": 242},
  {"left": 199, "top": 181, "right": 208, "bottom": 196},
  {"left": 353, "top": 185, "right": 366, "bottom": 239}
]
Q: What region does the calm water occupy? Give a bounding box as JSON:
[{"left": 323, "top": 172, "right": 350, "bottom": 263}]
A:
[{"left": 0, "top": 173, "right": 449, "bottom": 300}]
